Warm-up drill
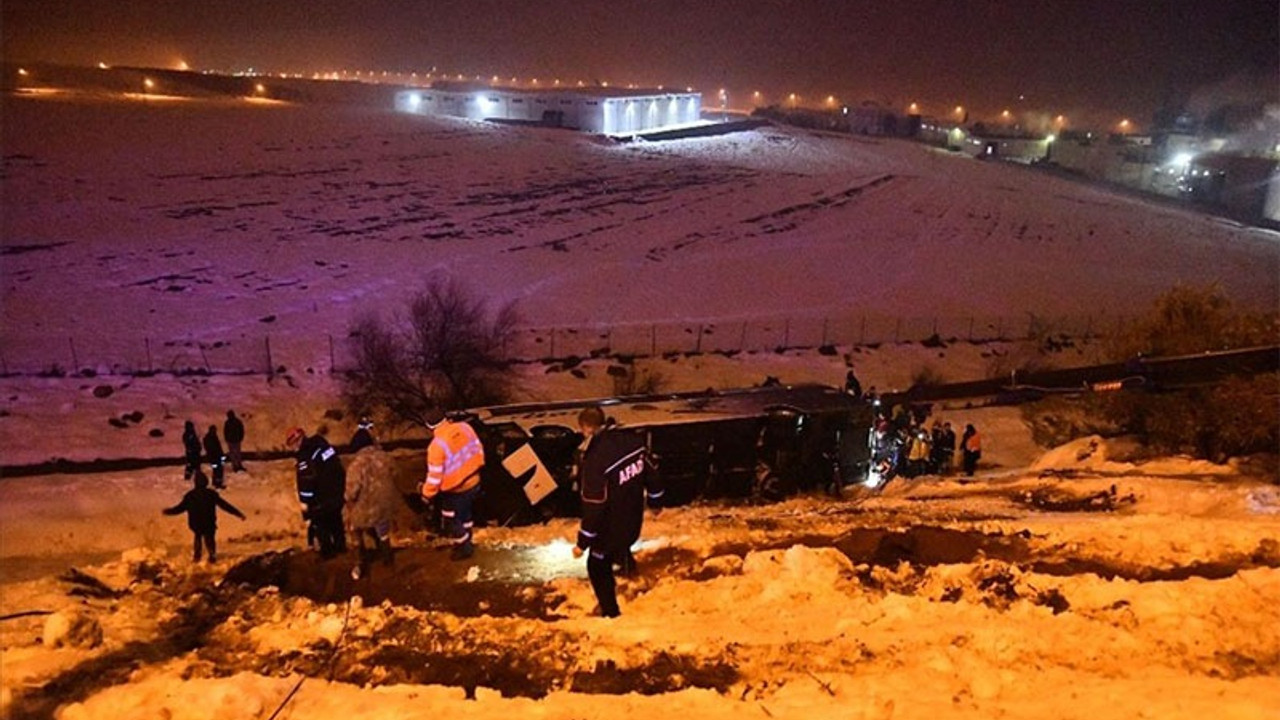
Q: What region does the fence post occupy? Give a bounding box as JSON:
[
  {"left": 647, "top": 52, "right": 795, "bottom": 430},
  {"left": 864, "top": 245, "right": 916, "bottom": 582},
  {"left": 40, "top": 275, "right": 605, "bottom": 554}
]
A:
[
  {"left": 198, "top": 343, "right": 212, "bottom": 373},
  {"left": 328, "top": 334, "right": 336, "bottom": 373},
  {"left": 967, "top": 317, "right": 974, "bottom": 342},
  {"left": 145, "top": 337, "right": 153, "bottom": 374},
  {"left": 265, "top": 336, "right": 274, "bottom": 377},
  {"left": 860, "top": 316, "right": 866, "bottom": 345},
  {"left": 550, "top": 328, "right": 556, "bottom": 359},
  {"left": 651, "top": 325, "right": 657, "bottom": 357},
  {"left": 894, "top": 318, "right": 901, "bottom": 344},
  {"left": 783, "top": 318, "right": 791, "bottom": 350},
  {"left": 821, "top": 317, "right": 828, "bottom": 346},
  {"left": 68, "top": 337, "right": 79, "bottom": 373},
  {"left": 695, "top": 324, "right": 703, "bottom": 354},
  {"left": 740, "top": 322, "right": 747, "bottom": 353}
]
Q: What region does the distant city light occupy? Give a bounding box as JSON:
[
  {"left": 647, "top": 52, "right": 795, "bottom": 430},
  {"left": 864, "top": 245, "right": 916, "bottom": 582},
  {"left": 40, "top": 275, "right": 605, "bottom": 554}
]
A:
[
  {"left": 17, "top": 68, "right": 29, "bottom": 76},
  {"left": 908, "top": 102, "right": 919, "bottom": 114},
  {"left": 254, "top": 83, "right": 266, "bottom": 94},
  {"left": 1171, "top": 152, "right": 1193, "bottom": 167},
  {"left": 1001, "top": 109, "right": 1011, "bottom": 119},
  {"left": 176, "top": 60, "right": 190, "bottom": 71},
  {"left": 143, "top": 78, "right": 155, "bottom": 90},
  {"left": 1119, "top": 118, "right": 1132, "bottom": 132},
  {"left": 97, "top": 62, "right": 109, "bottom": 70}
]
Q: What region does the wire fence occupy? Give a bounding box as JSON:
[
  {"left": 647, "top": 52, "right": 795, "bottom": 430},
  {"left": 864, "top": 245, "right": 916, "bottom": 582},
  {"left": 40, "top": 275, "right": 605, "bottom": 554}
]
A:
[{"left": 0, "top": 312, "right": 1135, "bottom": 378}]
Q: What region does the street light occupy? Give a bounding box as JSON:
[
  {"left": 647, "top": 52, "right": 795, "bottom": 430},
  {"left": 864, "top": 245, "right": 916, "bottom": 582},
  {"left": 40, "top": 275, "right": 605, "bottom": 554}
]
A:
[
  {"left": 908, "top": 102, "right": 919, "bottom": 114},
  {"left": 143, "top": 78, "right": 155, "bottom": 91}
]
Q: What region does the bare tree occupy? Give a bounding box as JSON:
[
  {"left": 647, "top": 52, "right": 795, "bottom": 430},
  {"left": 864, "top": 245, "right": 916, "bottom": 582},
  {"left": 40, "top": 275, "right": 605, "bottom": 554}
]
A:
[{"left": 341, "top": 278, "right": 519, "bottom": 428}]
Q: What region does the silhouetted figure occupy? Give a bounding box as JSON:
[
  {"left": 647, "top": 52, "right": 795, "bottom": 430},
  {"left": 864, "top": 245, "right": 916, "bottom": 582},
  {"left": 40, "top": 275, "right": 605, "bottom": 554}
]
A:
[
  {"left": 224, "top": 410, "right": 246, "bottom": 472},
  {"left": 349, "top": 417, "right": 376, "bottom": 454},
  {"left": 162, "top": 470, "right": 245, "bottom": 563},
  {"left": 182, "top": 421, "right": 202, "bottom": 480},
  {"left": 203, "top": 425, "right": 226, "bottom": 489},
  {"left": 961, "top": 424, "right": 982, "bottom": 477},
  {"left": 844, "top": 369, "right": 862, "bottom": 398}
]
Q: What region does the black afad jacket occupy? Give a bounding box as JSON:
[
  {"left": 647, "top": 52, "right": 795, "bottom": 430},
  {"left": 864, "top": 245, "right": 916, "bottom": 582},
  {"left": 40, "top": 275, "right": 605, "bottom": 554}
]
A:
[{"left": 576, "top": 427, "right": 664, "bottom": 556}]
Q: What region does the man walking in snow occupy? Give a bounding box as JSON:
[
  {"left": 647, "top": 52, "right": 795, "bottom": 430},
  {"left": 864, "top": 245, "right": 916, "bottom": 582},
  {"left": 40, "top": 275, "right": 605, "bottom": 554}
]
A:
[
  {"left": 573, "top": 406, "right": 664, "bottom": 618},
  {"left": 162, "top": 469, "right": 246, "bottom": 563},
  {"left": 224, "top": 410, "right": 246, "bottom": 473}
]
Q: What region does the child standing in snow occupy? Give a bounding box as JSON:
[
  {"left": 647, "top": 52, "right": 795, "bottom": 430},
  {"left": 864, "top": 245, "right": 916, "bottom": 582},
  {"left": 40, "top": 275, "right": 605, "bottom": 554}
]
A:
[{"left": 162, "top": 470, "right": 246, "bottom": 563}]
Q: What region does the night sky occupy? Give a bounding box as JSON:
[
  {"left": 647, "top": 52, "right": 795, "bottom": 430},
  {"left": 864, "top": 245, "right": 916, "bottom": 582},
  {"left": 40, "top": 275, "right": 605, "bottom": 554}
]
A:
[{"left": 4, "top": 0, "right": 1276, "bottom": 125}]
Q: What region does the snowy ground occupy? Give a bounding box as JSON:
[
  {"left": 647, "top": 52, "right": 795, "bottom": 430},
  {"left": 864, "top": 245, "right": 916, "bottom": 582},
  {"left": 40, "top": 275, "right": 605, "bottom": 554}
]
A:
[
  {"left": 2, "top": 85, "right": 1279, "bottom": 718},
  {"left": 2, "top": 438, "right": 1278, "bottom": 720},
  {"left": 2, "top": 88, "right": 1277, "bottom": 375}
]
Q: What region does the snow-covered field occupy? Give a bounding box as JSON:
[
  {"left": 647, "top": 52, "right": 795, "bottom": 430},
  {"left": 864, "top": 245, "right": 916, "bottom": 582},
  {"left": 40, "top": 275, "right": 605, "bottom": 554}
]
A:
[
  {"left": 3, "top": 442, "right": 1279, "bottom": 720},
  {"left": 2, "top": 87, "right": 1279, "bottom": 718}
]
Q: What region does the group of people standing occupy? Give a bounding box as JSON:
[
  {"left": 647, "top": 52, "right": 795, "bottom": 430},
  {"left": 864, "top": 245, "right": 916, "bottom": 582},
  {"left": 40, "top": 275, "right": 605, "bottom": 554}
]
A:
[
  {"left": 166, "top": 410, "right": 248, "bottom": 563},
  {"left": 181, "top": 410, "right": 247, "bottom": 489},
  {"left": 871, "top": 404, "right": 983, "bottom": 482}
]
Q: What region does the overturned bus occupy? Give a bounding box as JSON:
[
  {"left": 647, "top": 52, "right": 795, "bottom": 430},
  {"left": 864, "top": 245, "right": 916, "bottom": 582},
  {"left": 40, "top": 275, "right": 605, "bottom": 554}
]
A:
[{"left": 464, "top": 383, "right": 874, "bottom": 526}]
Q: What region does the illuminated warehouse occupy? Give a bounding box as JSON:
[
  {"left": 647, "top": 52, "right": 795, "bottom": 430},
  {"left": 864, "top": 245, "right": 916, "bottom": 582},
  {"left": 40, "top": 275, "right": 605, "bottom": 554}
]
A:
[{"left": 394, "top": 83, "right": 703, "bottom": 136}]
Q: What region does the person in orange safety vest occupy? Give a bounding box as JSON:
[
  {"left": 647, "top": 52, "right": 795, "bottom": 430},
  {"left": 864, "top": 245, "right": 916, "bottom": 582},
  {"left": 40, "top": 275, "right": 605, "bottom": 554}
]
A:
[{"left": 420, "top": 406, "right": 485, "bottom": 560}]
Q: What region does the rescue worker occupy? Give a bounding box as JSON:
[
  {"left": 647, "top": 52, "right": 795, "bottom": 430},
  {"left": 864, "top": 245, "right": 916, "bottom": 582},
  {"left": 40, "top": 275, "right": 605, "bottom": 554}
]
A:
[
  {"left": 203, "top": 425, "right": 226, "bottom": 489},
  {"left": 162, "top": 469, "right": 245, "bottom": 563},
  {"left": 182, "top": 420, "right": 202, "bottom": 480},
  {"left": 344, "top": 426, "right": 399, "bottom": 579},
  {"left": 286, "top": 426, "right": 347, "bottom": 558},
  {"left": 419, "top": 406, "right": 485, "bottom": 561},
  {"left": 573, "top": 406, "right": 664, "bottom": 618},
  {"left": 906, "top": 426, "right": 931, "bottom": 477}
]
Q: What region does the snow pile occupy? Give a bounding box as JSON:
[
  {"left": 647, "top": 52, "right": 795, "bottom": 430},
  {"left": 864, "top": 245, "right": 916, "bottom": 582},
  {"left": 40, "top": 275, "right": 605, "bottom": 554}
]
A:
[{"left": 1031, "top": 435, "right": 1234, "bottom": 477}]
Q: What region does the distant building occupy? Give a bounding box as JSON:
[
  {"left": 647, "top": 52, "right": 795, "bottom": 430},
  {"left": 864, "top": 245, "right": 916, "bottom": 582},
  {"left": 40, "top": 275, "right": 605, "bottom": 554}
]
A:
[
  {"left": 1051, "top": 129, "right": 1280, "bottom": 226},
  {"left": 394, "top": 83, "right": 702, "bottom": 136}
]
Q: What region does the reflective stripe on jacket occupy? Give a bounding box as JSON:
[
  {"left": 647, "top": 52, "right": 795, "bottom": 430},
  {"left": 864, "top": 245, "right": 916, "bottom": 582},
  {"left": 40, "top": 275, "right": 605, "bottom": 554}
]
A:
[{"left": 422, "top": 420, "right": 484, "bottom": 498}]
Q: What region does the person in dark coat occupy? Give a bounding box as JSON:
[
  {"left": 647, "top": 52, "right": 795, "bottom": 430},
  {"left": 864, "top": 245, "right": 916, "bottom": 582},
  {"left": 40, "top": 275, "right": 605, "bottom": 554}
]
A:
[
  {"left": 573, "top": 406, "right": 664, "bottom": 618},
  {"left": 286, "top": 426, "right": 347, "bottom": 558},
  {"left": 348, "top": 417, "right": 375, "bottom": 454},
  {"left": 182, "top": 420, "right": 202, "bottom": 480},
  {"left": 203, "top": 425, "right": 226, "bottom": 489},
  {"left": 844, "top": 369, "right": 862, "bottom": 399},
  {"left": 224, "top": 410, "right": 246, "bottom": 472},
  {"left": 961, "top": 423, "right": 982, "bottom": 477},
  {"left": 162, "top": 470, "right": 245, "bottom": 563}
]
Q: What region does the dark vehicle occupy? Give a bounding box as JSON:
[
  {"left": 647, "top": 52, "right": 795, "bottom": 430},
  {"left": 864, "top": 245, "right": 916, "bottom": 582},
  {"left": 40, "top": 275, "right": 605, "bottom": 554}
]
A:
[{"left": 467, "top": 383, "right": 873, "bottom": 525}]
